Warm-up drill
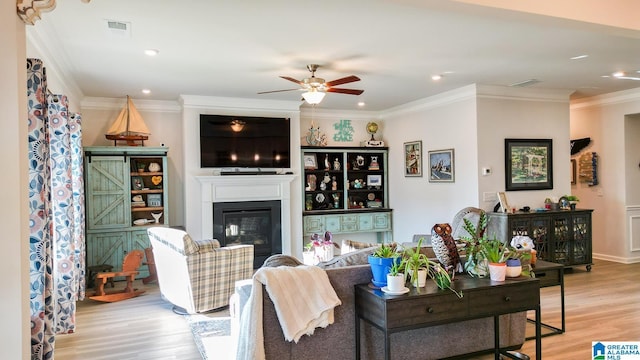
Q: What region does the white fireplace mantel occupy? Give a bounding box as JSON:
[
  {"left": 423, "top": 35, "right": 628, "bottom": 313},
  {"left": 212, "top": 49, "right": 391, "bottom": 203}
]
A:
[{"left": 196, "top": 174, "right": 296, "bottom": 255}]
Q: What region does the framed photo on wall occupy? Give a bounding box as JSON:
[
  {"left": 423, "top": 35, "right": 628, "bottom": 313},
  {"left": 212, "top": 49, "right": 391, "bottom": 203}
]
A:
[
  {"left": 131, "top": 176, "right": 144, "bottom": 190},
  {"left": 404, "top": 140, "right": 422, "bottom": 177},
  {"left": 505, "top": 138, "right": 553, "bottom": 191},
  {"left": 428, "top": 148, "right": 455, "bottom": 183}
]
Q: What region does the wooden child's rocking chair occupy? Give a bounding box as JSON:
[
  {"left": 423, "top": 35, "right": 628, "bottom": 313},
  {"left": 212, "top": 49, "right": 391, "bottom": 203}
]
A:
[{"left": 89, "top": 249, "right": 146, "bottom": 302}]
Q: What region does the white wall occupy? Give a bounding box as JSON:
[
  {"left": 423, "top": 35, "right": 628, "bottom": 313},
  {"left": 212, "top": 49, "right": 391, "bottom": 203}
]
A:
[
  {"left": 1, "top": 8, "right": 29, "bottom": 359},
  {"left": 571, "top": 89, "right": 640, "bottom": 263},
  {"left": 624, "top": 114, "right": 640, "bottom": 204},
  {"left": 477, "top": 85, "right": 573, "bottom": 214},
  {"left": 79, "top": 98, "right": 185, "bottom": 227},
  {"left": 382, "top": 85, "right": 480, "bottom": 243}
]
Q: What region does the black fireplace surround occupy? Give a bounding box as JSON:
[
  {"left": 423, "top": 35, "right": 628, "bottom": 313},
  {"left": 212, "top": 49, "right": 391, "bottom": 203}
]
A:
[{"left": 212, "top": 200, "right": 282, "bottom": 268}]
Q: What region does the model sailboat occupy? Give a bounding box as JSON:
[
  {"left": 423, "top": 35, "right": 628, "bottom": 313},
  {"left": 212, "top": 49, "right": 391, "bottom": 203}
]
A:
[{"left": 105, "top": 95, "right": 150, "bottom": 146}]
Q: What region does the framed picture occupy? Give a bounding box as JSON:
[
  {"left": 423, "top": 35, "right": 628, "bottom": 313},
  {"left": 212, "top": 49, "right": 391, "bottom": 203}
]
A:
[
  {"left": 131, "top": 176, "right": 144, "bottom": 190},
  {"left": 303, "top": 154, "right": 317, "bottom": 170},
  {"left": 404, "top": 141, "right": 422, "bottom": 177},
  {"left": 505, "top": 139, "right": 553, "bottom": 191},
  {"left": 428, "top": 148, "right": 455, "bottom": 183},
  {"left": 147, "top": 194, "right": 162, "bottom": 207},
  {"left": 497, "top": 191, "right": 511, "bottom": 213},
  {"left": 367, "top": 174, "right": 382, "bottom": 188}
]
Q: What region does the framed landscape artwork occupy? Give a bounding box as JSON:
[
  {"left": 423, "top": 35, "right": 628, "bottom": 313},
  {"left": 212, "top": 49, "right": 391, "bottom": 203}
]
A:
[
  {"left": 428, "top": 148, "right": 455, "bottom": 183},
  {"left": 505, "top": 138, "right": 553, "bottom": 191},
  {"left": 404, "top": 141, "right": 422, "bottom": 177}
]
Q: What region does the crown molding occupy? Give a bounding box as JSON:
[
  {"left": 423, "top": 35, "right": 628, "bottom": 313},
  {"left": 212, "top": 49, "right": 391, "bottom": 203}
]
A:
[
  {"left": 180, "top": 95, "right": 301, "bottom": 112},
  {"left": 299, "top": 107, "right": 381, "bottom": 122},
  {"left": 380, "top": 84, "right": 478, "bottom": 118},
  {"left": 570, "top": 87, "right": 640, "bottom": 110},
  {"left": 80, "top": 97, "right": 182, "bottom": 112},
  {"left": 476, "top": 84, "right": 573, "bottom": 102}
]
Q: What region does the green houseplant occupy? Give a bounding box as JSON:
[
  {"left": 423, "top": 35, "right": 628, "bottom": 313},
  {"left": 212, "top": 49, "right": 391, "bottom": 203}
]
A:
[
  {"left": 458, "top": 211, "right": 490, "bottom": 277},
  {"left": 368, "top": 242, "right": 400, "bottom": 287},
  {"left": 403, "top": 237, "right": 430, "bottom": 287}
]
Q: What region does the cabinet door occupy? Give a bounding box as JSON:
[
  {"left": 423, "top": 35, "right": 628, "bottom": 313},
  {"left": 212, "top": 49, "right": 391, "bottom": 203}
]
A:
[
  {"left": 86, "top": 231, "right": 128, "bottom": 270},
  {"left": 303, "top": 216, "right": 325, "bottom": 236},
  {"left": 571, "top": 213, "right": 592, "bottom": 265},
  {"left": 85, "top": 156, "right": 130, "bottom": 229},
  {"left": 372, "top": 212, "right": 392, "bottom": 231},
  {"left": 130, "top": 230, "right": 151, "bottom": 278},
  {"left": 551, "top": 214, "right": 572, "bottom": 265}
]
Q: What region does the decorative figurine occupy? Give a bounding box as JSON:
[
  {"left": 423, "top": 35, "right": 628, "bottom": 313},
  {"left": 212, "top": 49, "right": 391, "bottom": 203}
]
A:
[
  {"left": 368, "top": 156, "right": 380, "bottom": 170},
  {"left": 431, "top": 223, "right": 463, "bottom": 280},
  {"left": 324, "top": 154, "right": 330, "bottom": 170},
  {"left": 333, "top": 158, "right": 341, "bottom": 171},
  {"left": 332, "top": 193, "right": 340, "bottom": 208},
  {"left": 331, "top": 176, "right": 337, "bottom": 191},
  {"left": 307, "top": 174, "right": 317, "bottom": 191}
]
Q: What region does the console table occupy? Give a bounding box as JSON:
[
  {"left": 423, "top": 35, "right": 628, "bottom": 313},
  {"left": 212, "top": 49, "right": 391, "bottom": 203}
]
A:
[
  {"left": 355, "top": 276, "right": 541, "bottom": 360},
  {"left": 527, "top": 260, "right": 565, "bottom": 339}
]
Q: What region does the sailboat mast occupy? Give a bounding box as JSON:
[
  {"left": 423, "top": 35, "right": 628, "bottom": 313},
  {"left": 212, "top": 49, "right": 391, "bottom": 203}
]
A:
[{"left": 125, "top": 95, "right": 131, "bottom": 135}]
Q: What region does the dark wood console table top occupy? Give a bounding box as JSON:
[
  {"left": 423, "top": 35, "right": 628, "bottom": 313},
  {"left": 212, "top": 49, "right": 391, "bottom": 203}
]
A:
[{"left": 355, "top": 275, "right": 541, "bottom": 360}]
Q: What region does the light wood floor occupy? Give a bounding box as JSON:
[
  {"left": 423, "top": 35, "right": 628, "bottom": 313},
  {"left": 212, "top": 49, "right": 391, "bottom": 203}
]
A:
[{"left": 55, "top": 259, "right": 640, "bottom": 360}]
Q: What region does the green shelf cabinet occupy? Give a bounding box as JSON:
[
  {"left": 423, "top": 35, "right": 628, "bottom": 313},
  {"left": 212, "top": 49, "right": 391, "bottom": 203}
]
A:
[
  {"left": 84, "top": 146, "right": 169, "bottom": 277},
  {"left": 301, "top": 146, "right": 392, "bottom": 242}
]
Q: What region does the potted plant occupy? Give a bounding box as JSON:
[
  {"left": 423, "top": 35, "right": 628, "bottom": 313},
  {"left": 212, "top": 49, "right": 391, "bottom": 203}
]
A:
[
  {"left": 385, "top": 257, "right": 406, "bottom": 292},
  {"left": 480, "top": 238, "right": 509, "bottom": 281},
  {"left": 458, "top": 211, "right": 490, "bottom": 277},
  {"left": 565, "top": 195, "right": 579, "bottom": 210},
  {"left": 368, "top": 242, "right": 400, "bottom": 287},
  {"left": 403, "top": 237, "right": 430, "bottom": 287}
]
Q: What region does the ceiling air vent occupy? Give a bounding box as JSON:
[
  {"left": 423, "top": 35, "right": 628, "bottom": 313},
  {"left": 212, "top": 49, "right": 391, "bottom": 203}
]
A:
[
  {"left": 105, "top": 20, "right": 131, "bottom": 38},
  {"left": 509, "top": 79, "right": 541, "bottom": 87}
]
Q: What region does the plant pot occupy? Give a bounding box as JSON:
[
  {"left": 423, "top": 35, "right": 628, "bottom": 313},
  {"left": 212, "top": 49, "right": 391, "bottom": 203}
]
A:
[
  {"left": 386, "top": 273, "right": 405, "bottom": 292},
  {"left": 368, "top": 255, "right": 400, "bottom": 288},
  {"left": 506, "top": 258, "right": 522, "bottom": 278},
  {"left": 488, "top": 262, "right": 507, "bottom": 282},
  {"left": 302, "top": 251, "right": 316, "bottom": 266},
  {"left": 411, "top": 268, "right": 428, "bottom": 288}
]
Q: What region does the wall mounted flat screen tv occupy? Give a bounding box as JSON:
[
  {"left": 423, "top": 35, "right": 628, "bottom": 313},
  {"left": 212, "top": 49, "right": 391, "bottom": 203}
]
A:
[{"left": 200, "top": 114, "right": 291, "bottom": 168}]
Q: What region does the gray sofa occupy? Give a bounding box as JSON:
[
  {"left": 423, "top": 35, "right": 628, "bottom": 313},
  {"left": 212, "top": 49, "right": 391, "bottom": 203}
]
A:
[{"left": 235, "top": 263, "right": 527, "bottom": 360}]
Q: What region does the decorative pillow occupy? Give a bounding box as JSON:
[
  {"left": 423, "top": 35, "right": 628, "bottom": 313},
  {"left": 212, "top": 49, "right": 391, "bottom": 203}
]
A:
[
  {"left": 262, "top": 254, "right": 303, "bottom": 268},
  {"left": 318, "top": 246, "right": 378, "bottom": 269}
]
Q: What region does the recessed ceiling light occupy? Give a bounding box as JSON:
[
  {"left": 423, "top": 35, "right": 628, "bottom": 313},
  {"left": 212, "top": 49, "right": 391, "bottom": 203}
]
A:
[
  {"left": 357, "top": 101, "right": 365, "bottom": 107},
  {"left": 431, "top": 74, "right": 442, "bottom": 81},
  {"left": 570, "top": 55, "right": 589, "bottom": 60},
  {"left": 144, "top": 49, "right": 159, "bottom": 56},
  {"left": 613, "top": 71, "right": 625, "bottom": 78},
  {"left": 142, "top": 89, "right": 151, "bottom": 94}
]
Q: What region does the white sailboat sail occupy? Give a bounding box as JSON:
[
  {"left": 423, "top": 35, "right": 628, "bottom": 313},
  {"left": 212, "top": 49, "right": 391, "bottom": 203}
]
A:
[{"left": 106, "top": 96, "right": 150, "bottom": 136}]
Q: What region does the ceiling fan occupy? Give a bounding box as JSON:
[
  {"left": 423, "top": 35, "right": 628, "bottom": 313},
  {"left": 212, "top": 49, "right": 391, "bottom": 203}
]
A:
[{"left": 258, "top": 64, "right": 364, "bottom": 104}]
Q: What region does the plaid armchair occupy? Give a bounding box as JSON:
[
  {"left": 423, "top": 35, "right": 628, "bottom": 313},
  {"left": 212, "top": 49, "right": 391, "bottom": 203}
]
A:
[{"left": 147, "top": 227, "right": 253, "bottom": 314}]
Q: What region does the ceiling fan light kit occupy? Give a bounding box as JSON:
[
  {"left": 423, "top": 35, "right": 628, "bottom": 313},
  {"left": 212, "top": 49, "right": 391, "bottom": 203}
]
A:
[{"left": 302, "top": 89, "right": 326, "bottom": 105}]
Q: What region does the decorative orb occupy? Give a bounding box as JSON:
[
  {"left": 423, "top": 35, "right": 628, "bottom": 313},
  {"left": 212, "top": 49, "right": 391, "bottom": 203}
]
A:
[{"left": 366, "top": 122, "right": 378, "bottom": 135}]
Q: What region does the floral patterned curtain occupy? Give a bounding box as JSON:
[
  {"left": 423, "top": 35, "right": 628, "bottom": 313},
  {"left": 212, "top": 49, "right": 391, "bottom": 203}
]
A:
[{"left": 27, "top": 58, "right": 86, "bottom": 360}]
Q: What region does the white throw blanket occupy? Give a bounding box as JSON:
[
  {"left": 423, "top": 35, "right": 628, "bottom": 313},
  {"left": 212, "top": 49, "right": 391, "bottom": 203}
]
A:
[{"left": 236, "top": 265, "right": 342, "bottom": 360}]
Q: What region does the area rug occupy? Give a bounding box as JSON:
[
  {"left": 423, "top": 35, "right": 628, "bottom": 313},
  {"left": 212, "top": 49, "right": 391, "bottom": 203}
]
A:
[{"left": 185, "top": 314, "right": 235, "bottom": 360}]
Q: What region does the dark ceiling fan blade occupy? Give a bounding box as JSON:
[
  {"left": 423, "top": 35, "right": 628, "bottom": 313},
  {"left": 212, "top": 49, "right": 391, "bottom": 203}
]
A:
[
  {"left": 325, "top": 75, "right": 360, "bottom": 87},
  {"left": 326, "top": 88, "right": 364, "bottom": 95},
  {"left": 257, "top": 88, "right": 300, "bottom": 94},
  {"left": 280, "top": 76, "right": 303, "bottom": 85}
]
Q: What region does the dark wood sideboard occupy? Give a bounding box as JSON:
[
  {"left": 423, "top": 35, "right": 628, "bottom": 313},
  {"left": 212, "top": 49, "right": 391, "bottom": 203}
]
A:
[{"left": 488, "top": 209, "right": 593, "bottom": 271}]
